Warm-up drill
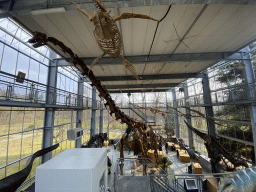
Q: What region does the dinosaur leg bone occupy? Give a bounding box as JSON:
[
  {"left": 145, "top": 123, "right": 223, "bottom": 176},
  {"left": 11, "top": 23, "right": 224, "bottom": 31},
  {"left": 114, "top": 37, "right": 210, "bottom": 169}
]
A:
[
  {"left": 89, "top": 52, "right": 105, "bottom": 74},
  {"left": 119, "top": 55, "right": 139, "bottom": 80},
  {"left": 113, "top": 13, "right": 159, "bottom": 22}
]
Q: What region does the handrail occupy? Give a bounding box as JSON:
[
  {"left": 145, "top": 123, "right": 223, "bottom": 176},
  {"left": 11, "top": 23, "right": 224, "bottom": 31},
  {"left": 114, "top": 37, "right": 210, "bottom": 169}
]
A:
[
  {"left": 153, "top": 176, "right": 178, "bottom": 192},
  {"left": 130, "top": 108, "right": 147, "bottom": 122},
  {"left": 117, "top": 157, "right": 167, "bottom": 177}
]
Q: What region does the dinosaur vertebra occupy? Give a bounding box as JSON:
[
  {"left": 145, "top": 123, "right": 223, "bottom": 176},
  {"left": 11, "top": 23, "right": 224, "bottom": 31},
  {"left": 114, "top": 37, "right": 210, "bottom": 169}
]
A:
[
  {"left": 71, "top": 0, "right": 159, "bottom": 80},
  {"left": 29, "top": 32, "right": 162, "bottom": 174}
]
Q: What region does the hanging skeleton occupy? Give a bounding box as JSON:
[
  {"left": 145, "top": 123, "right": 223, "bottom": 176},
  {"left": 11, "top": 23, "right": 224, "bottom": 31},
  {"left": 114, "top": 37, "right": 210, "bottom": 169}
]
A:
[
  {"left": 28, "top": 32, "right": 161, "bottom": 175},
  {"left": 71, "top": 1, "right": 159, "bottom": 80}
]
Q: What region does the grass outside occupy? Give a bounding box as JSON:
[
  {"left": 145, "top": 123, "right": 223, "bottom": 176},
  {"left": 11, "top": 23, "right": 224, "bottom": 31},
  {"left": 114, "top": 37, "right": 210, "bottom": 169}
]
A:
[{"left": 0, "top": 120, "right": 125, "bottom": 182}]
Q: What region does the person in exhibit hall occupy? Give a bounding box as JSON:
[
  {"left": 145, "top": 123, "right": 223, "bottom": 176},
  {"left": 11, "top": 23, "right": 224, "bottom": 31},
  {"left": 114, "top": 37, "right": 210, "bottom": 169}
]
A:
[{"left": 165, "top": 142, "right": 168, "bottom": 154}]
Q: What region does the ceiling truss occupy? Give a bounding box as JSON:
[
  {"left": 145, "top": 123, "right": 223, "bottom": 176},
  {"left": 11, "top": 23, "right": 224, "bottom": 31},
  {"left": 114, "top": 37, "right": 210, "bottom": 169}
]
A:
[
  {"left": 0, "top": 0, "right": 255, "bottom": 18},
  {"left": 104, "top": 83, "right": 179, "bottom": 90},
  {"left": 56, "top": 52, "right": 247, "bottom": 67}
]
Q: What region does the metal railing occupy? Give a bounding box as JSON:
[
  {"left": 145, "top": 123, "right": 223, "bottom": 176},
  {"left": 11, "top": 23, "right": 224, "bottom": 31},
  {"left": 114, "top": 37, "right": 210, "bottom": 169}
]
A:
[
  {"left": 176, "top": 82, "right": 256, "bottom": 108},
  {"left": 173, "top": 172, "right": 236, "bottom": 192},
  {"left": 151, "top": 176, "right": 178, "bottom": 192},
  {"left": 0, "top": 70, "right": 102, "bottom": 109},
  {"left": 116, "top": 158, "right": 167, "bottom": 177},
  {"left": 114, "top": 158, "right": 179, "bottom": 192}
]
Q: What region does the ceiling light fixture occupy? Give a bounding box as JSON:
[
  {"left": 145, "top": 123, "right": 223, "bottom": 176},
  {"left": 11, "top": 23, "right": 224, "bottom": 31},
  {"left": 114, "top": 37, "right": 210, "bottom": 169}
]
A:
[{"left": 31, "top": 7, "right": 66, "bottom": 15}]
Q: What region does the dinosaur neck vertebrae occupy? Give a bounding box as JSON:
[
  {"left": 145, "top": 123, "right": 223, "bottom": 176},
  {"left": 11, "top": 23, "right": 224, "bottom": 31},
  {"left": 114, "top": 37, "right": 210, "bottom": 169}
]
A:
[{"left": 28, "top": 32, "right": 160, "bottom": 164}]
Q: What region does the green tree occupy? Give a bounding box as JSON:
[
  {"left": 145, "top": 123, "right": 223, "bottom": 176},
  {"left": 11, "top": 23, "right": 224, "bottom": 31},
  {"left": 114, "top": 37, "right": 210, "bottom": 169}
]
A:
[{"left": 158, "top": 156, "right": 172, "bottom": 171}]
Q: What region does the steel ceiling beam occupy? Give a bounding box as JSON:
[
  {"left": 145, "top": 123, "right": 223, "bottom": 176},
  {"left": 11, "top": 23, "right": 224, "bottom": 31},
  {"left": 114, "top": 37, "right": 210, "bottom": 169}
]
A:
[
  {"left": 104, "top": 83, "right": 178, "bottom": 89},
  {"left": 1, "top": 0, "right": 255, "bottom": 18},
  {"left": 98, "top": 73, "right": 198, "bottom": 81},
  {"left": 56, "top": 52, "right": 246, "bottom": 66},
  {"left": 109, "top": 89, "right": 170, "bottom": 93}
]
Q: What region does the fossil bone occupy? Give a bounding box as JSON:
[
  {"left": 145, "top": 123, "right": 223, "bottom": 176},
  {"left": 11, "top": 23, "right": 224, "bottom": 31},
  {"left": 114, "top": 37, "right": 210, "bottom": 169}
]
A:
[
  {"left": 184, "top": 120, "right": 248, "bottom": 173},
  {"left": 28, "top": 32, "right": 162, "bottom": 174},
  {"left": 71, "top": 1, "right": 159, "bottom": 80}
]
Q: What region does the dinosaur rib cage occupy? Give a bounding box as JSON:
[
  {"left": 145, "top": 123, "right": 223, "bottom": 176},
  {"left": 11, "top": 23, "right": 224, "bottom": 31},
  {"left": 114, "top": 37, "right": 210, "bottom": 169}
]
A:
[{"left": 94, "top": 23, "right": 122, "bottom": 58}]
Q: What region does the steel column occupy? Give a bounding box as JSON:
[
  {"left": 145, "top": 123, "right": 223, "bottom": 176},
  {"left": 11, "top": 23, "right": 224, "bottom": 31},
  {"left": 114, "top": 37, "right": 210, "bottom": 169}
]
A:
[
  {"left": 165, "top": 91, "right": 170, "bottom": 135},
  {"left": 202, "top": 72, "right": 216, "bottom": 137},
  {"left": 90, "top": 86, "right": 97, "bottom": 137},
  {"left": 42, "top": 51, "right": 57, "bottom": 163},
  {"left": 172, "top": 88, "right": 180, "bottom": 138},
  {"left": 183, "top": 83, "right": 193, "bottom": 147},
  {"left": 76, "top": 77, "right": 84, "bottom": 148},
  {"left": 99, "top": 97, "right": 104, "bottom": 133},
  {"left": 242, "top": 46, "right": 256, "bottom": 162}
]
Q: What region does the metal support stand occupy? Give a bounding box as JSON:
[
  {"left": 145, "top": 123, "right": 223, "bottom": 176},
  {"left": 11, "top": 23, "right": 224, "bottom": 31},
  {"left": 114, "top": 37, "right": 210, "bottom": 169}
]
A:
[
  {"left": 99, "top": 97, "right": 104, "bottom": 134},
  {"left": 91, "top": 86, "right": 97, "bottom": 138},
  {"left": 242, "top": 46, "right": 256, "bottom": 162},
  {"left": 202, "top": 72, "right": 216, "bottom": 137},
  {"left": 183, "top": 82, "right": 193, "bottom": 147},
  {"left": 76, "top": 77, "right": 84, "bottom": 148},
  {"left": 42, "top": 51, "right": 57, "bottom": 163},
  {"left": 172, "top": 88, "right": 180, "bottom": 138}
]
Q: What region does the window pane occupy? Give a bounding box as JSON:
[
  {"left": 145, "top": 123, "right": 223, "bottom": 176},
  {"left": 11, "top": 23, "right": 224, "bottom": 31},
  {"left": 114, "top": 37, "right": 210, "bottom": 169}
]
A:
[
  {"left": 1, "top": 46, "right": 18, "bottom": 74},
  {"left": 15, "top": 28, "right": 22, "bottom": 39},
  {"left": 20, "top": 30, "right": 31, "bottom": 42},
  {"left": 4, "top": 33, "right": 14, "bottom": 45},
  {"left": 10, "top": 110, "right": 24, "bottom": 133},
  {"left": 0, "top": 136, "right": 7, "bottom": 167},
  {"left": 0, "top": 107, "right": 10, "bottom": 135},
  {"left": 7, "top": 21, "right": 18, "bottom": 35},
  {"left": 23, "top": 110, "right": 35, "bottom": 131},
  {"left": 8, "top": 134, "right": 22, "bottom": 164},
  {"left": 18, "top": 42, "right": 30, "bottom": 55},
  {"left": 10, "top": 38, "right": 20, "bottom": 49},
  {"left": 0, "top": 18, "right": 8, "bottom": 29},
  {"left": 28, "top": 59, "right": 39, "bottom": 82},
  {"left": 0, "top": 167, "right": 5, "bottom": 180},
  {"left": 66, "top": 77, "right": 71, "bottom": 92},
  {"left": 6, "top": 161, "right": 19, "bottom": 177},
  {"left": 21, "top": 131, "right": 33, "bottom": 159},
  {"left": 16, "top": 53, "right": 29, "bottom": 78},
  {"left": 35, "top": 110, "right": 44, "bottom": 129},
  {"left": 30, "top": 49, "right": 40, "bottom": 60},
  {"left": 33, "top": 130, "right": 42, "bottom": 153},
  {"left": 38, "top": 64, "right": 48, "bottom": 85}
]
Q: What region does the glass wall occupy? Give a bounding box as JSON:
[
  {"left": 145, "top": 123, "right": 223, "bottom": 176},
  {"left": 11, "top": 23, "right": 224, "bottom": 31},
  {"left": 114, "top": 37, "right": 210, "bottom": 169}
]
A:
[
  {"left": 0, "top": 18, "right": 92, "bottom": 185},
  {"left": 0, "top": 18, "right": 50, "bottom": 181},
  {"left": 175, "top": 46, "right": 256, "bottom": 162}
]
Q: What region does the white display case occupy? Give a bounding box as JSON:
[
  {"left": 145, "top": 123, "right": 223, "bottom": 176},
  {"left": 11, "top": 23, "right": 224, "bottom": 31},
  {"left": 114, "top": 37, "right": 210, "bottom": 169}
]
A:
[{"left": 35, "top": 148, "right": 107, "bottom": 192}]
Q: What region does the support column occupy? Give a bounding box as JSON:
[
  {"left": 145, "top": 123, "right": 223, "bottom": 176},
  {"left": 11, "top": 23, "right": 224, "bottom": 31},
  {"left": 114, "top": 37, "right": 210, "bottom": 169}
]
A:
[
  {"left": 242, "top": 46, "right": 256, "bottom": 162},
  {"left": 42, "top": 51, "right": 57, "bottom": 163},
  {"left": 76, "top": 77, "right": 84, "bottom": 148},
  {"left": 165, "top": 91, "right": 170, "bottom": 132},
  {"left": 183, "top": 82, "right": 193, "bottom": 147},
  {"left": 202, "top": 72, "right": 216, "bottom": 137},
  {"left": 99, "top": 97, "right": 104, "bottom": 134},
  {"left": 172, "top": 88, "right": 180, "bottom": 138},
  {"left": 90, "top": 86, "right": 97, "bottom": 137}
]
